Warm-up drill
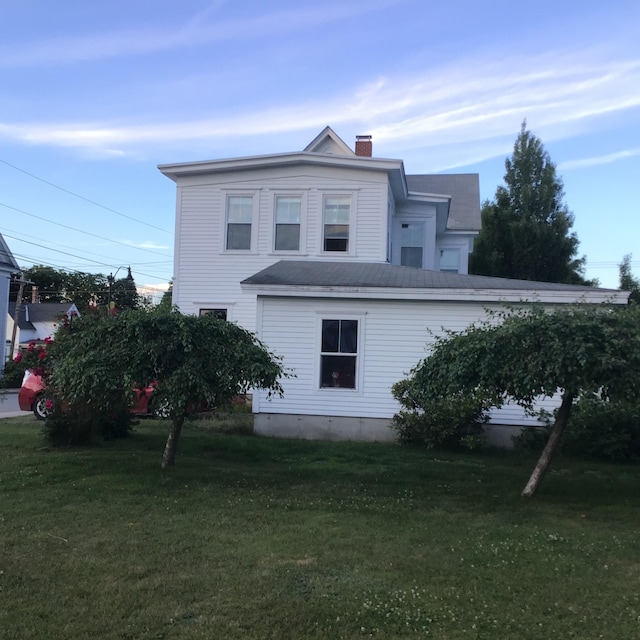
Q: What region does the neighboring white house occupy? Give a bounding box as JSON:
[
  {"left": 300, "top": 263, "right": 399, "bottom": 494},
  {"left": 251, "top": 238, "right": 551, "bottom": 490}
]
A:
[
  {"left": 0, "top": 233, "right": 19, "bottom": 373},
  {"left": 160, "top": 127, "right": 628, "bottom": 443},
  {"left": 7, "top": 302, "right": 80, "bottom": 351}
]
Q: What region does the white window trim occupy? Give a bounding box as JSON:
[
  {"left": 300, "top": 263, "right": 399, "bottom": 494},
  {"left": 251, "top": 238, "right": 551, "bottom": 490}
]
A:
[
  {"left": 223, "top": 192, "right": 258, "bottom": 253},
  {"left": 269, "top": 191, "right": 307, "bottom": 254},
  {"left": 313, "top": 312, "right": 365, "bottom": 394},
  {"left": 438, "top": 246, "right": 462, "bottom": 273},
  {"left": 319, "top": 192, "right": 357, "bottom": 257}
]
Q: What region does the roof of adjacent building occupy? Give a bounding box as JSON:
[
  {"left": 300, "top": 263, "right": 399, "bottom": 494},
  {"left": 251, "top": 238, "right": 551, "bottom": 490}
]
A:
[
  {"left": 0, "top": 233, "right": 19, "bottom": 272},
  {"left": 241, "top": 260, "right": 620, "bottom": 294},
  {"left": 406, "top": 174, "right": 481, "bottom": 231},
  {"left": 8, "top": 302, "right": 79, "bottom": 330}
]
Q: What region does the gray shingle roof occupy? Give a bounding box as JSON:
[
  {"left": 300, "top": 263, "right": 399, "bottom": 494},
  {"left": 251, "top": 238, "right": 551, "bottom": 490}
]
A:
[
  {"left": 8, "top": 302, "right": 79, "bottom": 329},
  {"left": 406, "top": 174, "right": 481, "bottom": 231},
  {"left": 0, "top": 233, "right": 19, "bottom": 271},
  {"left": 242, "top": 260, "right": 615, "bottom": 292}
]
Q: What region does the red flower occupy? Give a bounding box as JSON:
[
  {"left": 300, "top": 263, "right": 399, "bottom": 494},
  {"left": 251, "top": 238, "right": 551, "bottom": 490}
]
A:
[
  {"left": 27, "top": 341, "right": 35, "bottom": 352},
  {"left": 38, "top": 351, "right": 46, "bottom": 360},
  {"left": 45, "top": 399, "right": 54, "bottom": 410},
  {"left": 44, "top": 336, "right": 54, "bottom": 344},
  {"left": 33, "top": 367, "right": 43, "bottom": 376},
  {"left": 13, "top": 352, "right": 23, "bottom": 363}
]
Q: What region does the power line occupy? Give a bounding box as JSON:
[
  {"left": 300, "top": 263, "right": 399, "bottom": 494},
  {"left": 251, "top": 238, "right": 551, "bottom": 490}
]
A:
[
  {"left": 0, "top": 158, "right": 173, "bottom": 235},
  {"left": 0, "top": 201, "right": 171, "bottom": 258}
]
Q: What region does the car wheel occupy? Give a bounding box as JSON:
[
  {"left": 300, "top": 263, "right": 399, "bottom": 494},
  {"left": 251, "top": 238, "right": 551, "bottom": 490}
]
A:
[
  {"left": 33, "top": 396, "right": 51, "bottom": 420},
  {"left": 152, "top": 399, "right": 171, "bottom": 419}
]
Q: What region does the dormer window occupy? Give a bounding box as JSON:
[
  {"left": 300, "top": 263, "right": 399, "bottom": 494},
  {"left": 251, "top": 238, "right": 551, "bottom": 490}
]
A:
[
  {"left": 440, "top": 248, "right": 460, "bottom": 272},
  {"left": 400, "top": 222, "right": 424, "bottom": 268},
  {"left": 323, "top": 196, "right": 350, "bottom": 252}
]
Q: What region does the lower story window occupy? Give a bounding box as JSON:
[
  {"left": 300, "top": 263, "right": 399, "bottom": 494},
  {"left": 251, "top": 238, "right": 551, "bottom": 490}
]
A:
[
  {"left": 200, "top": 308, "right": 227, "bottom": 320},
  {"left": 320, "top": 319, "right": 358, "bottom": 389}
]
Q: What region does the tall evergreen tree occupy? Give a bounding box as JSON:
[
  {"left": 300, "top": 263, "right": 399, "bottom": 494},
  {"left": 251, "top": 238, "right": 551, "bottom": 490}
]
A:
[{"left": 470, "top": 122, "right": 590, "bottom": 285}]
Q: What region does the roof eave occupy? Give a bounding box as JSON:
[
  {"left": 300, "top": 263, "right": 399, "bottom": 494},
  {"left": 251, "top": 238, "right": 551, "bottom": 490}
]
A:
[{"left": 240, "top": 283, "right": 628, "bottom": 304}]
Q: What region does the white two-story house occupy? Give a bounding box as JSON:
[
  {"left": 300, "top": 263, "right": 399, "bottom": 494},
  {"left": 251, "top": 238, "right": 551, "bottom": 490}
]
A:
[{"left": 160, "top": 127, "right": 625, "bottom": 443}]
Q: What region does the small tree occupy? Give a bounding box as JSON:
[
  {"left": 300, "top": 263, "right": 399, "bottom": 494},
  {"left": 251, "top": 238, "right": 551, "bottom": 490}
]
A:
[
  {"left": 48, "top": 309, "right": 285, "bottom": 467},
  {"left": 619, "top": 254, "right": 640, "bottom": 304},
  {"left": 395, "top": 304, "right": 640, "bottom": 497}
]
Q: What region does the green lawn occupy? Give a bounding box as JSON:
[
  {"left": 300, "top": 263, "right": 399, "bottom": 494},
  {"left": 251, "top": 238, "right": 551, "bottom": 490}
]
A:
[{"left": 1, "top": 416, "right": 639, "bottom": 640}]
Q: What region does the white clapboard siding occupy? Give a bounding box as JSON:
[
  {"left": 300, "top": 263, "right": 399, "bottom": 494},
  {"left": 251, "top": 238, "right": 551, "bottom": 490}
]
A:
[
  {"left": 173, "top": 168, "right": 390, "bottom": 332},
  {"left": 255, "top": 297, "right": 561, "bottom": 427}
]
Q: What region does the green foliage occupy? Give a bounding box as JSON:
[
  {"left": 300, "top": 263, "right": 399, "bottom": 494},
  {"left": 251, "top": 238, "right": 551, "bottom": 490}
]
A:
[
  {"left": 43, "top": 398, "right": 133, "bottom": 445},
  {"left": 0, "top": 339, "right": 52, "bottom": 388},
  {"left": 391, "top": 379, "right": 488, "bottom": 449},
  {"left": 403, "top": 304, "right": 640, "bottom": 411},
  {"left": 619, "top": 253, "right": 640, "bottom": 304},
  {"left": 470, "top": 122, "right": 590, "bottom": 285},
  {"left": 518, "top": 395, "right": 640, "bottom": 463},
  {"left": 24, "top": 264, "right": 110, "bottom": 309},
  {"left": 46, "top": 308, "right": 285, "bottom": 461},
  {"left": 395, "top": 303, "right": 640, "bottom": 493}
]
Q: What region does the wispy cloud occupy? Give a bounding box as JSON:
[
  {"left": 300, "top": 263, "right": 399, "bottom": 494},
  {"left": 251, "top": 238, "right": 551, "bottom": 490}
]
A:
[
  {"left": 559, "top": 148, "right": 640, "bottom": 170},
  {"left": 1, "top": 50, "right": 639, "bottom": 167},
  {"left": 121, "top": 241, "right": 171, "bottom": 250},
  {"left": 0, "top": 0, "right": 400, "bottom": 67}
]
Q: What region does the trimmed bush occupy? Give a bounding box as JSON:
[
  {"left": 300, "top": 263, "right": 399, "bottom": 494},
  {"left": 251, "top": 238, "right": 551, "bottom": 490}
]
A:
[{"left": 391, "top": 379, "right": 488, "bottom": 450}]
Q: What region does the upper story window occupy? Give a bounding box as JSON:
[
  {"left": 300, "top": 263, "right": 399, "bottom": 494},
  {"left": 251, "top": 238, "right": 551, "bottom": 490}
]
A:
[
  {"left": 226, "top": 196, "right": 253, "bottom": 250},
  {"left": 274, "top": 196, "right": 301, "bottom": 251},
  {"left": 400, "top": 222, "right": 424, "bottom": 268},
  {"left": 320, "top": 319, "right": 358, "bottom": 389},
  {"left": 323, "top": 196, "right": 350, "bottom": 252},
  {"left": 439, "top": 248, "right": 460, "bottom": 272}
]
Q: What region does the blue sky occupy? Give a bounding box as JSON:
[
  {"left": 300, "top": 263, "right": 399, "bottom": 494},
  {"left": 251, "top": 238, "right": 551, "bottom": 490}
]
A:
[{"left": 1, "top": 0, "right": 639, "bottom": 296}]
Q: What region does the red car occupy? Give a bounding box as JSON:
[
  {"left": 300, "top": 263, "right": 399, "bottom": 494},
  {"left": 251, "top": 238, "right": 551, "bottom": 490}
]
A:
[{"left": 18, "top": 370, "right": 159, "bottom": 420}]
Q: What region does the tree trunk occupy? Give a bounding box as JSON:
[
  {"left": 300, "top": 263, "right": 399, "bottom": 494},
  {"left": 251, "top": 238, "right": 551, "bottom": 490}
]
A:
[
  {"left": 521, "top": 392, "right": 574, "bottom": 498},
  {"left": 161, "top": 416, "right": 184, "bottom": 468}
]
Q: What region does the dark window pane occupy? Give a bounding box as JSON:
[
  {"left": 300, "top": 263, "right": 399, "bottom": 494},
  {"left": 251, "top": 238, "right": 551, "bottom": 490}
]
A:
[
  {"left": 320, "top": 355, "right": 356, "bottom": 388},
  {"left": 324, "top": 224, "right": 349, "bottom": 252},
  {"left": 275, "top": 224, "right": 300, "bottom": 251},
  {"left": 401, "top": 246, "right": 423, "bottom": 268},
  {"left": 321, "top": 319, "right": 339, "bottom": 352},
  {"left": 200, "top": 308, "right": 227, "bottom": 320},
  {"left": 339, "top": 320, "right": 358, "bottom": 353},
  {"left": 227, "top": 223, "right": 251, "bottom": 250}
]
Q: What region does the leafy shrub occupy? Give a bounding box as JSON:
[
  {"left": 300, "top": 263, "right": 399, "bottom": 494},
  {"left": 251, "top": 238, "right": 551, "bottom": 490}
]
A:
[
  {"left": 516, "top": 395, "right": 640, "bottom": 463},
  {"left": 43, "top": 395, "right": 134, "bottom": 446},
  {"left": 1, "top": 339, "right": 52, "bottom": 389},
  {"left": 0, "top": 359, "right": 25, "bottom": 388},
  {"left": 391, "top": 379, "right": 488, "bottom": 450}
]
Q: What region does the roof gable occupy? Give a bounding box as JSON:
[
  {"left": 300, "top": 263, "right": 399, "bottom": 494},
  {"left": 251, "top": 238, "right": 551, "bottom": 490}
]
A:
[{"left": 303, "top": 126, "right": 355, "bottom": 156}]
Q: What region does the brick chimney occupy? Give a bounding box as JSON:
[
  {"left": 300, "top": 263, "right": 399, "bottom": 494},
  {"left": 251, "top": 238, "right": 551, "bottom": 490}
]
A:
[{"left": 355, "top": 135, "right": 372, "bottom": 157}]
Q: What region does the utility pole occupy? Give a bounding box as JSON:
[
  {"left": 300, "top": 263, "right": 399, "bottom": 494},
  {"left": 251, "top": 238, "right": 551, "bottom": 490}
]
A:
[{"left": 10, "top": 273, "right": 32, "bottom": 359}]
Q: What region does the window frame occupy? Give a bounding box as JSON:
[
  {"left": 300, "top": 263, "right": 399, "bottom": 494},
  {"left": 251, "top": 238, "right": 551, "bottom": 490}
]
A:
[
  {"left": 225, "top": 194, "right": 255, "bottom": 252},
  {"left": 199, "top": 308, "right": 228, "bottom": 321},
  {"left": 321, "top": 194, "right": 354, "bottom": 255},
  {"left": 272, "top": 193, "right": 305, "bottom": 253},
  {"left": 315, "top": 313, "right": 364, "bottom": 393},
  {"left": 439, "top": 247, "right": 461, "bottom": 273}
]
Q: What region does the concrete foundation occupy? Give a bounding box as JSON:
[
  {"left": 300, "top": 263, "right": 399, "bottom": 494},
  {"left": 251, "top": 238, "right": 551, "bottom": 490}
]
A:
[
  {"left": 254, "top": 413, "right": 396, "bottom": 442},
  {"left": 254, "top": 413, "right": 536, "bottom": 448}
]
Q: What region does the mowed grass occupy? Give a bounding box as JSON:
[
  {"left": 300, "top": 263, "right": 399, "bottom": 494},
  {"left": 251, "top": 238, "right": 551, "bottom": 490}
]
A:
[{"left": 1, "top": 416, "right": 639, "bottom": 640}]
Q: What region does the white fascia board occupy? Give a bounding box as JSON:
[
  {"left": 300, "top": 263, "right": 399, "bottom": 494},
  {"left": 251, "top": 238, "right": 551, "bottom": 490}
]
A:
[
  {"left": 240, "top": 283, "right": 629, "bottom": 304},
  {"left": 159, "top": 152, "right": 404, "bottom": 182}
]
